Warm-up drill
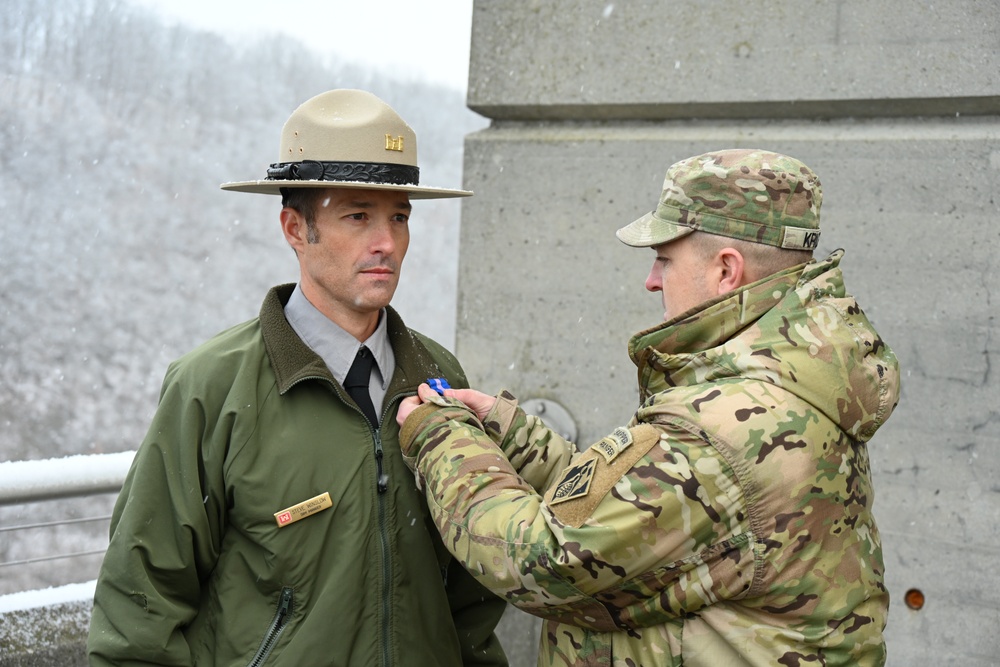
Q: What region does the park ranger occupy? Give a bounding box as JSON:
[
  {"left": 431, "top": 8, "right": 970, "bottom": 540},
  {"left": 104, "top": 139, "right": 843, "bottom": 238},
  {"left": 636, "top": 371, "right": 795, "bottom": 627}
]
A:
[{"left": 88, "top": 89, "right": 508, "bottom": 667}]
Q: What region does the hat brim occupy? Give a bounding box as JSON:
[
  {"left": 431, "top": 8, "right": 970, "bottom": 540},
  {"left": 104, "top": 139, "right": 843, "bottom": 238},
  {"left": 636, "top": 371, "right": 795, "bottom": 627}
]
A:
[
  {"left": 220, "top": 179, "right": 472, "bottom": 199},
  {"left": 615, "top": 210, "right": 695, "bottom": 247}
]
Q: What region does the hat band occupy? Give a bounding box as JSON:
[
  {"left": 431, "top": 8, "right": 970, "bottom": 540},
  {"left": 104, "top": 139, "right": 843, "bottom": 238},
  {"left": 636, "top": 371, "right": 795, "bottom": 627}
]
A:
[
  {"left": 266, "top": 160, "right": 420, "bottom": 186},
  {"left": 657, "top": 204, "right": 820, "bottom": 249}
]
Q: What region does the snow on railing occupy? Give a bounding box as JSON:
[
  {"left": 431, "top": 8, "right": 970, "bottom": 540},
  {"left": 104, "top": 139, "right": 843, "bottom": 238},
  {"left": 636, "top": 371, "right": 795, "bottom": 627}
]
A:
[{"left": 0, "top": 451, "right": 135, "bottom": 506}]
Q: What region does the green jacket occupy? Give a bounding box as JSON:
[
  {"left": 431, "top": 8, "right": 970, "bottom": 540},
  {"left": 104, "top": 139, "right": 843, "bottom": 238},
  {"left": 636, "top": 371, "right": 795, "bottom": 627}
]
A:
[
  {"left": 400, "top": 251, "right": 899, "bottom": 666},
  {"left": 88, "top": 284, "right": 508, "bottom": 667}
]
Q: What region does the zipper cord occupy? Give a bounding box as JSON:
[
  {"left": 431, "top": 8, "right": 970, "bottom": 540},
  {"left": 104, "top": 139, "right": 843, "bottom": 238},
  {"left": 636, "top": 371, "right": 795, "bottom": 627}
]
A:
[{"left": 374, "top": 429, "right": 389, "bottom": 494}]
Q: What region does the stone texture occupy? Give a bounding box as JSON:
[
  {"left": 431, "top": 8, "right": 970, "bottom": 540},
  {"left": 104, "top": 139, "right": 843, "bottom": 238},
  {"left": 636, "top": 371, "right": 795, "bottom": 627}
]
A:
[
  {"left": 469, "top": 0, "right": 1000, "bottom": 119},
  {"left": 458, "top": 2, "right": 1000, "bottom": 665},
  {"left": 0, "top": 601, "right": 89, "bottom": 667}
]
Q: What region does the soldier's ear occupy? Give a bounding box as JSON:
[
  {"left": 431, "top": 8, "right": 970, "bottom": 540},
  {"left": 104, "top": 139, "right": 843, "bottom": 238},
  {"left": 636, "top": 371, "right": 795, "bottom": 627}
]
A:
[{"left": 715, "top": 247, "right": 745, "bottom": 294}]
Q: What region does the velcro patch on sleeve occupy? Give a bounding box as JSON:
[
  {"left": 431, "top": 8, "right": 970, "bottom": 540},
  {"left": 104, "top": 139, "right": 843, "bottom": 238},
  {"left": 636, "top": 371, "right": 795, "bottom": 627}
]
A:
[
  {"left": 593, "top": 426, "right": 633, "bottom": 463},
  {"left": 544, "top": 424, "right": 662, "bottom": 528},
  {"left": 483, "top": 390, "right": 519, "bottom": 441},
  {"left": 549, "top": 458, "right": 598, "bottom": 506}
]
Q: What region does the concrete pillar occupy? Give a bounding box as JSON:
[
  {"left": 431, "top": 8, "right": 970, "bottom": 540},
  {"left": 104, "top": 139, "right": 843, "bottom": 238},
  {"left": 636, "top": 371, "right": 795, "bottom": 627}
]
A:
[{"left": 459, "top": 2, "right": 1000, "bottom": 664}]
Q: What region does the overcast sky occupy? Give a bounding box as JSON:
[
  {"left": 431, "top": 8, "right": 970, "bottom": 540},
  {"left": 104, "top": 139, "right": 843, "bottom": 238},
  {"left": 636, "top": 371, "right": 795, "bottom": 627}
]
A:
[{"left": 123, "top": 0, "right": 475, "bottom": 91}]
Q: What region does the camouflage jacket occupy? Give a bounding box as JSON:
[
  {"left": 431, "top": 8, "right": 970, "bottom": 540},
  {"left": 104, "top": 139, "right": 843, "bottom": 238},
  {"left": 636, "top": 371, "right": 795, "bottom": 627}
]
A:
[{"left": 400, "top": 250, "right": 900, "bottom": 666}]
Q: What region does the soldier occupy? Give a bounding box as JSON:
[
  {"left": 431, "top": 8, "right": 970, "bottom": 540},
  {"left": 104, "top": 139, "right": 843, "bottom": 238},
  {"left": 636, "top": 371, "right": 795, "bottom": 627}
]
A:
[{"left": 396, "top": 149, "right": 900, "bottom": 666}]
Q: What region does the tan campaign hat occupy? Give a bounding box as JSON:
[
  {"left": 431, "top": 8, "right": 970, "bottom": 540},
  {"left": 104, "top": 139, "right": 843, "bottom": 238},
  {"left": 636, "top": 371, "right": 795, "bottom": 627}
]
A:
[
  {"left": 616, "top": 149, "right": 822, "bottom": 250},
  {"left": 221, "top": 89, "right": 471, "bottom": 199}
]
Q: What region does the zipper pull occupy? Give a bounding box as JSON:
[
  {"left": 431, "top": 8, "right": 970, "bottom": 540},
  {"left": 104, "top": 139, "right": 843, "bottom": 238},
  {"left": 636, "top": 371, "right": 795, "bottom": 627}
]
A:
[
  {"left": 277, "top": 587, "right": 293, "bottom": 617},
  {"left": 374, "top": 430, "right": 389, "bottom": 493}
]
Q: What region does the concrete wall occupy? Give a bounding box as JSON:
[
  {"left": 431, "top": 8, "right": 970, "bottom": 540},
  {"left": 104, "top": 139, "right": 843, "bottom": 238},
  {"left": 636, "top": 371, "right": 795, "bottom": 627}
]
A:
[
  {"left": 0, "top": 601, "right": 89, "bottom": 667},
  {"left": 459, "top": 1, "right": 1000, "bottom": 665}
]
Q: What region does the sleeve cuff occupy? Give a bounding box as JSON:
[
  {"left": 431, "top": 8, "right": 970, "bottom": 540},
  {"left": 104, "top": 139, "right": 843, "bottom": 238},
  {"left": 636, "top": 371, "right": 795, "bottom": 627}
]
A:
[
  {"left": 481, "top": 390, "right": 519, "bottom": 443},
  {"left": 399, "top": 401, "right": 445, "bottom": 457}
]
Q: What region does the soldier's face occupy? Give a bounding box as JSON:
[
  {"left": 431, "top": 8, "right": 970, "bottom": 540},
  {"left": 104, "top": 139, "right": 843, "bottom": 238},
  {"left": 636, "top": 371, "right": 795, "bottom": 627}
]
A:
[{"left": 644, "top": 236, "right": 717, "bottom": 321}]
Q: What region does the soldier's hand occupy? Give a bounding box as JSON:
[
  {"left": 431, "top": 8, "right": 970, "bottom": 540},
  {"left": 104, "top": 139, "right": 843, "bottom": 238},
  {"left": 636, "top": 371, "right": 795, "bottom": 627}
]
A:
[
  {"left": 441, "top": 388, "right": 496, "bottom": 421},
  {"left": 396, "top": 391, "right": 426, "bottom": 426},
  {"left": 396, "top": 384, "right": 496, "bottom": 427}
]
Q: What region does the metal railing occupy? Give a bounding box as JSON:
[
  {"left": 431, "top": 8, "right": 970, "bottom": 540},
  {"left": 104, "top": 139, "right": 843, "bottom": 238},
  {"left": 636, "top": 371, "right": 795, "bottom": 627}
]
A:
[
  {"left": 0, "top": 452, "right": 134, "bottom": 597},
  {"left": 0, "top": 451, "right": 135, "bottom": 506}
]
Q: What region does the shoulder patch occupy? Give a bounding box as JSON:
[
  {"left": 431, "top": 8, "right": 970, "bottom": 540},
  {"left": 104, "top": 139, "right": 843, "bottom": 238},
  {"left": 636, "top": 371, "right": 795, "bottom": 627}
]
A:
[
  {"left": 594, "top": 426, "right": 633, "bottom": 463},
  {"left": 544, "top": 424, "right": 663, "bottom": 528},
  {"left": 549, "top": 458, "right": 598, "bottom": 505}
]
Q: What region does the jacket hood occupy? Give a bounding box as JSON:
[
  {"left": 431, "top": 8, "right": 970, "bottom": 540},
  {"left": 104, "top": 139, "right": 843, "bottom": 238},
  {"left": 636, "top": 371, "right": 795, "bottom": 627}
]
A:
[{"left": 629, "top": 250, "right": 899, "bottom": 442}]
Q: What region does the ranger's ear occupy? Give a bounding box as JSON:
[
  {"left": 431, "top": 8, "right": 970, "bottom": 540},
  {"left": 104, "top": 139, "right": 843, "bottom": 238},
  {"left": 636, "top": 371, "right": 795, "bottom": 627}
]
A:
[{"left": 279, "top": 207, "right": 308, "bottom": 255}]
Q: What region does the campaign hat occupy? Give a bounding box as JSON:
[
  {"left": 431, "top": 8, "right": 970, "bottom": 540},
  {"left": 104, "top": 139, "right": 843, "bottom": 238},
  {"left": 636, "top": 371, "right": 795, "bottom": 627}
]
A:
[{"left": 222, "top": 89, "right": 471, "bottom": 199}]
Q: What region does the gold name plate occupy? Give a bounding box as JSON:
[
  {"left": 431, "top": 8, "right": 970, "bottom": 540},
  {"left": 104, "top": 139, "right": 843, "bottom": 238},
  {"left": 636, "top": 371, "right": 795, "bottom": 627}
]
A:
[{"left": 274, "top": 492, "right": 333, "bottom": 527}]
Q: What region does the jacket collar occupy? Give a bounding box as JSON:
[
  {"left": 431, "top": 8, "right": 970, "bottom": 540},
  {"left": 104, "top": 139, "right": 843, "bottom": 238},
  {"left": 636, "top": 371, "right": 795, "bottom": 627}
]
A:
[
  {"left": 628, "top": 259, "right": 807, "bottom": 367},
  {"left": 259, "top": 284, "right": 446, "bottom": 397},
  {"left": 627, "top": 251, "right": 899, "bottom": 442}
]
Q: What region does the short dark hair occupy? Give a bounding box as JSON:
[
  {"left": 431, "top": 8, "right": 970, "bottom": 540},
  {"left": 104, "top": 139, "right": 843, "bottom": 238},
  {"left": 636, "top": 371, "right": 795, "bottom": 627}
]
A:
[
  {"left": 280, "top": 188, "right": 319, "bottom": 222},
  {"left": 280, "top": 188, "right": 320, "bottom": 243}
]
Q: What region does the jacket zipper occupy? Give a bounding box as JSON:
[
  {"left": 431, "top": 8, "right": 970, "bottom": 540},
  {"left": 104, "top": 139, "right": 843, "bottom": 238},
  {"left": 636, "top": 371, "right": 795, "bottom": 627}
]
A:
[
  {"left": 285, "top": 378, "right": 413, "bottom": 667},
  {"left": 374, "top": 390, "right": 410, "bottom": 496},
  {"left": 372, "top": 415, "right": 392, "bottom": 666},
  {"left": 371, "top": 393, "right": 389, "bottom": 663},
  {"left": 247, "top": 587, "right": 293, "bottom": 667},
  {"left": 373, "top": 391, "right": 410, "bottom": 667}
]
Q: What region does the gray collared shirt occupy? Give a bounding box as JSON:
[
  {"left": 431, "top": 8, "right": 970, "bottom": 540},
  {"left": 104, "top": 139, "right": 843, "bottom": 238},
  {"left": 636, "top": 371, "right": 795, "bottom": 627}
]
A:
[{"left": 283, "top": 284, "right": 395, "bottom": 423}]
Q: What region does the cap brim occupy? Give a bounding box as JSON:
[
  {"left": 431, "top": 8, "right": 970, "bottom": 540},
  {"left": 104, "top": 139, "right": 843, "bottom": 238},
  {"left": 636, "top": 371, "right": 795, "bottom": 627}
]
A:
[
  {"left": 220, "top": 179, "right": 472, "bottom": 199},
  {"left": 615, "top": 210, "right": 694, "bottom": 247}
]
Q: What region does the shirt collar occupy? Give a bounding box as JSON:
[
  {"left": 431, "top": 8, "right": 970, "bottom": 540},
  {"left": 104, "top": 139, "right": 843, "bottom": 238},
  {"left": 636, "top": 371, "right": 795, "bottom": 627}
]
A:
[{"left": 283, "top": 284, "right": 393, "bottom": 389}]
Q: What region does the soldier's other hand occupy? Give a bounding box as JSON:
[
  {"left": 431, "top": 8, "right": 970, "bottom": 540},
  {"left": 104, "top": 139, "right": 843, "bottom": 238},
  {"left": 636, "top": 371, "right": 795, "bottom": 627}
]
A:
[{"left": 442, "top": 388, "right": 496, "bottom": 421}]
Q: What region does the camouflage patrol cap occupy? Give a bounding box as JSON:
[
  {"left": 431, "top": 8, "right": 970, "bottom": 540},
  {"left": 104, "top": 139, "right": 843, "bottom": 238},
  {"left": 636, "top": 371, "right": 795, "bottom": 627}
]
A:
[{"left": 616, "top": 149, "right": 822, "bottom": 250}]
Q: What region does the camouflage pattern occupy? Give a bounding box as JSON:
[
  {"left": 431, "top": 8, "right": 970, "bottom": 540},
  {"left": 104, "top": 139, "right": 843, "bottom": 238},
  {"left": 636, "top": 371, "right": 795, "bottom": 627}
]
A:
[
  {"left": 616, "top": 149, "right": 823, "bottom": 250},
  {"left": 399, "top": 250, "right": 899, "bottom": 667}
]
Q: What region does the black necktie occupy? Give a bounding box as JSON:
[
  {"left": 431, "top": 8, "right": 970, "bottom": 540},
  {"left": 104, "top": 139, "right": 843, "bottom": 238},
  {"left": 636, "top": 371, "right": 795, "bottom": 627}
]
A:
[{"left": 344, "top": 346, "right": 379, "bottom": 428}]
